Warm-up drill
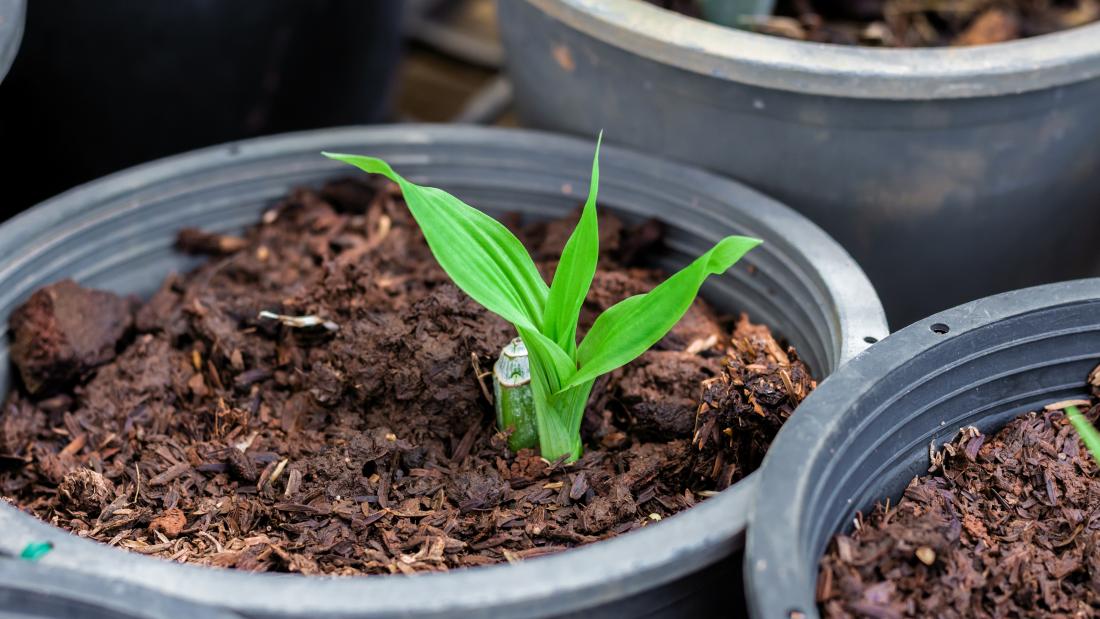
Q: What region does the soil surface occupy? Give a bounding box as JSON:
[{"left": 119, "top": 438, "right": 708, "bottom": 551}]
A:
[
  {"left": 1, "top": 176, "right": 814, "bottom": 575},
  {"left": 818, "top": 365, "right": 1100, "bottom": 617},
  {"left": 651, "top": 0, "right": 1099, "bottom": 47}
]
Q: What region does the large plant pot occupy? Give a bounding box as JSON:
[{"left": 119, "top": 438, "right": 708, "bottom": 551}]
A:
[
  {"left": 0, "top": 0, "right": 402, "bottom": 219},
  {"left": 744, "top": 279, "right": 1100, "bottom": 618},
  {"left": 0, "top": 0, "right": 23, "bottom": 83},
  {"left": 497, "top": 0, "right": 1100, "bottom": 328},
  {"left": 0, "top": 125, "right": 887, "bottom": 618}
]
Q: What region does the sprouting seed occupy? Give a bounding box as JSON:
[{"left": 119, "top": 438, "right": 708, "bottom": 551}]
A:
[{"left": 324, "top": 135, "right": 759, "bottom": 462}]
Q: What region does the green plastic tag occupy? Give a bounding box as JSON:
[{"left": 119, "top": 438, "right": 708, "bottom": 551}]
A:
[{"left": 19, "top": 541, "right": 53, "bottom": 561}]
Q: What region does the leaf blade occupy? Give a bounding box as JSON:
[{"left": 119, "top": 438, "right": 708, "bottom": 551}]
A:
[
  {"left": 1068, "top": 405, "right": 1100, "bottom": 467},
  {"left": 323, "top": 152, "right": 548, "bottom": 331},
  {"left": 564, "top": 235, "right": 761, "bottom": 389},
  {"left": 544, "top": 133, "right": 602, "bottom": 355}
]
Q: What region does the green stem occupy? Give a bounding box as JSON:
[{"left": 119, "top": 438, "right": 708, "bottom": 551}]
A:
[
  {"left": 1066, "top": 405, "right": 1100, "bottom": 467},
  {"left": 531, "top": 377, "right": 595, "bottom": 463}
]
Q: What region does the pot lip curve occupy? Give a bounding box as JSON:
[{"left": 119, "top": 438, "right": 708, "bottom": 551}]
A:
[
  {"left": 0, "top": 124, "right": 886, "bottom": 616},
  {"left": 0, "top": 0, "right": 26, "bottom": 83},
  {"left": 520, "top": 0, "right": 1100, "bottom": 100},
  {"left": 744, "top": 278, "right": 1100, "bottom": 619}
]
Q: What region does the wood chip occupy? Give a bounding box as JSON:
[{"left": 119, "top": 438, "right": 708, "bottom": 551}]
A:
[{"left": 148, "top": 462, "right": 191, "bottom": 486}]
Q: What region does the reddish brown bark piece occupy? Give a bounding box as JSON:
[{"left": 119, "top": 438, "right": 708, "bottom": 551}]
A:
[
  {"left": 149, "top": 508, "right": 187, "bottom": 538},
  {"left": 954, "top": 8, "right": 1020, "bottom": 46},
  {"left": 9, "top": 279, "right": 132, "bottom": 394}
]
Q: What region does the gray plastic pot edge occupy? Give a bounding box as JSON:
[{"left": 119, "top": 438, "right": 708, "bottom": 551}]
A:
[
  {"left": 0, "top": 559, "right": 243, "bottom": 619},
  {"left": 2, "top": 478, "right": 752, "bottom": 619},
  {"left": 529, "top": 0, "right": 1100, "bottom": 99},
  {"left": 0, "top": 124, "right": 888, "bottom": 618},
  {"left": 743, "top": 278, "right": 1100, "bottom": 618},
  {"left": 0, "top": 0, "right": 25, "bottom": 82}
]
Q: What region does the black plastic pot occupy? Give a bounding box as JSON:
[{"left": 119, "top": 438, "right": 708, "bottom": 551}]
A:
[
  {"left": 0, "top": 125, "right": 887, "bottom": 618},
  {"left": 0, "top": 0, "right": 402, "bottom": 219},
  {"left": 0, "top": 559, "right": 241, "bottom": 619},
  {"left": 497, "top": 0, "right": 1100, "bottom": 328},
  {"left": 744, "top": 279, "right": 1100, "bottom": 618},
  {"left": 0, "top": 0, "right": 23, "bottom": 83}
]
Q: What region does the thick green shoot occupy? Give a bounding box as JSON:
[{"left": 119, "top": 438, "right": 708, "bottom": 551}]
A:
[
  {"left": 1067, "top": 405, "right": 1100, "bottom": 467},
  {"left": 324, "top": 137, "right": 760, "bottom": 462}
]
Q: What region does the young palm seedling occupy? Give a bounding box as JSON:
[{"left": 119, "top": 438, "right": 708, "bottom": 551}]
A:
[{"left": 323, "top": 137, "right": 760, "bottom": 462}]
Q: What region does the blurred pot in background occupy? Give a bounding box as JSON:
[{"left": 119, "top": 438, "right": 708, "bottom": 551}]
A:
[
  {"left": 498, "top": 0, "right": 1100, "bottom": 328},
  {"left": 0, "top": 0, "right": 402, "bottom": 219},
  {"left": 0, "top": 0, "right": 23, "bottom": 84}
]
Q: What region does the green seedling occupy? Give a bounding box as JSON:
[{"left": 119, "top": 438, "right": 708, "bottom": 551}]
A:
[
  {"left": 323, "top": 136, "right": 760, "bottom": 462},
  {"left": 1066, "top": 405, "right": 1100, "bottom": 467}
]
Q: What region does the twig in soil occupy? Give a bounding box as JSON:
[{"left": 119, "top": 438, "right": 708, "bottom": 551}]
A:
[{"left": 470, "top": 353, "right": 494, "bottom": 405}]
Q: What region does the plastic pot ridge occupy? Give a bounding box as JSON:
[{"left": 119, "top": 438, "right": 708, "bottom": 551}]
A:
[
  {"left": 744, "top": 278, "right": 1100, "bottom": 618},
  {"left": 0, "top": 0, "right": 24, "bottom": 82},
  {"left": 0, "top": 125, "right": 887, "bottom": 618}
]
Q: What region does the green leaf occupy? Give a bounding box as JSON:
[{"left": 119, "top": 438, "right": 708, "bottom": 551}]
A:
[
  {"left": 564, "top": 235, "right": 761, "bottom": 389},
  {"left": 544, "top": 133, "right": 602, "bottom": 356},
  {"left": 323, "top": 152, "right": 548, "bottom": 331},
  {"left": 1067, "top": 405, "right": 1100, "bottom": 467},
  {"left": 516, "top": 325, "right": 575, "bottom": 391}
]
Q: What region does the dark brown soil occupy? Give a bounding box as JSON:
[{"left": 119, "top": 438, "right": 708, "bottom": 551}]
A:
[
  {"left": 651, "top": 0, "right": 1099, "bottom": 47},
  {"left": 818, "top": 368, "right": 1100, "bottom": 618},
  {"left": 1, "top": 175, "right": 814, "bottom": 575}
]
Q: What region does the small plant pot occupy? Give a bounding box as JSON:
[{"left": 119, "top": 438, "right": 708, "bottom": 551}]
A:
[
  {"left": 0, "top": 0, "right": 24, "bottom": 83},
  {"left": 0, "top": 126, "right": 887, "bottom": 618},
  {"left": 744, "top": 278, "right": 1100, "bottom": 618},
  {"left": 497, "top": 0, "right": 1100, "bottom": 327}
]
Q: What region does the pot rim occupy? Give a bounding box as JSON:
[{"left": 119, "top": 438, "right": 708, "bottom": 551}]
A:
[
  {"left": 744, "top": 277, "right": 1100, "bottom": 619},
  {"left": 0, "top": 124, "right": 887, "bottom": 617},
  {"left": 525, "top": 0, "right": 1100, "bottom": 100},
  {"left": 0, "top": 0, "right": 25, "bottom": 83}
]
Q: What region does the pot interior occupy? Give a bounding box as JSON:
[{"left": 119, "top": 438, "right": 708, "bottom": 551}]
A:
[{"left": 796, "top": 294, "right": 1100, "bottom": 606}]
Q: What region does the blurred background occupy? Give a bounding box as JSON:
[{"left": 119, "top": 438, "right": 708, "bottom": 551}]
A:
[
  {"left": 1, "top": 0, "right": 1097, "bottom": 327},
  {"left": 0, "top": 0, "right": 509, "bottom": 218}
]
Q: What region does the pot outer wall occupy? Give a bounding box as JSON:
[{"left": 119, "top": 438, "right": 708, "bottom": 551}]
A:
[
  {"left": 0, "top": 0, "right": 23, "bottom": 84},
  {"left": 0, "top": 125, "right": 887, "bottom": 618},
  {"left": 0, "top": 0, "right": 402, "bottom": 220},
  {"left": 744, "top": 278, "right": 1100, "bottom": 618},
  {"left": 498, "top": 0, "right": 1100, "bottom": 329},
  {"left": 0, "top": 560, "right": 242, "bottom": 619}
]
